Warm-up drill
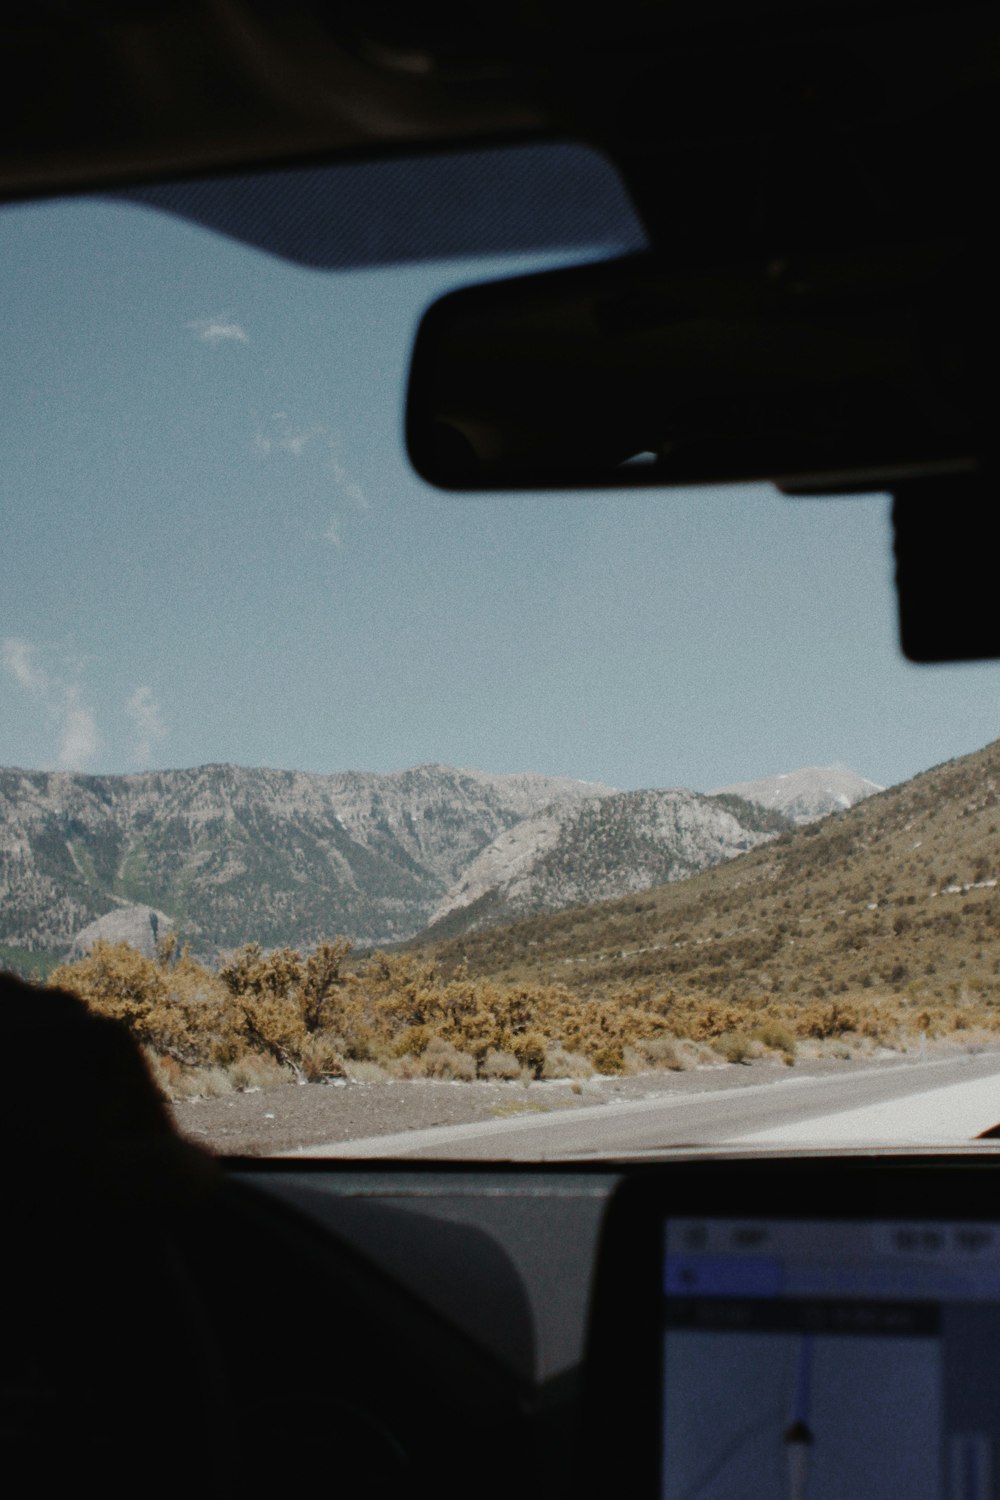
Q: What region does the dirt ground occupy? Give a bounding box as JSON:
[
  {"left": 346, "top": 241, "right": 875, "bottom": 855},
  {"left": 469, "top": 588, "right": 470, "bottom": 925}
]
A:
[{"left": 168, "top": 1042, "right": 981, "bottom": 1156}]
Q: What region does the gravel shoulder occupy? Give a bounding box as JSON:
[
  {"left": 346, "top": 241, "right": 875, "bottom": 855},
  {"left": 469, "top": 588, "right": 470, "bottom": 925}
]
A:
[{"left": 168, "top": 1042, "right": 994, "bottom": 1157}]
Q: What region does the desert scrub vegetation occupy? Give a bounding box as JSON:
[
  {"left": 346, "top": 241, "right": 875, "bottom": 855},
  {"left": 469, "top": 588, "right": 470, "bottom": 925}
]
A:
[
  {"left": 49, "top": 936, "right": 237, "bottom": 1071},
  {"left": 45, "top": 922, "right": 1000, "bottom": 1101}
]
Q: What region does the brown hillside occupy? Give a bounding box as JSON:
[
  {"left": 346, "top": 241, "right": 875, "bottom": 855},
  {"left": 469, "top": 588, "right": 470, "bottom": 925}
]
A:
[{"left": 422, "top": 740, "right": 1000, "bottom": 1016}]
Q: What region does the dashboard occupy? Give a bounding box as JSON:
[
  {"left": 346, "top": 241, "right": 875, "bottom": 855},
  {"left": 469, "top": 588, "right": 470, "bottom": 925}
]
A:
[{"left": 221, "top": 1155, "right": 1000, "bottom": 1500}]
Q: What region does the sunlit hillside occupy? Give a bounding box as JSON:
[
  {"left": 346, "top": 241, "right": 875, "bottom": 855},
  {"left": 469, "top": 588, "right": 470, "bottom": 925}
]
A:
[{"left": 420, "top": 739, "right": 1000, "bottom": 1016}]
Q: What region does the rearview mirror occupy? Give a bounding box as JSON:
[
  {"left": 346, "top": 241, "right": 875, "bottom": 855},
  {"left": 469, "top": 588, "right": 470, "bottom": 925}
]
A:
[{"left": 406, "top": 245, "right": 979, "bottom": 491}]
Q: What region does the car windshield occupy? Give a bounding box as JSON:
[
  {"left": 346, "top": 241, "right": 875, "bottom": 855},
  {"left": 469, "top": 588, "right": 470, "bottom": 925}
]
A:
[{"left": 3, "top": 146, "right": 1000, "bottom": 1160}]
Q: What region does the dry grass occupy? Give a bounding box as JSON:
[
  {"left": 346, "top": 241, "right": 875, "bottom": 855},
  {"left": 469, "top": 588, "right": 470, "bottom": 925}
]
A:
[
  {"left": 226, "top": 1053, "right": 290, "bottom": 1092},
  {"left": 346, "top": 1059, "right": 389, "bottom": 1084},
  {"left": 712, "top": 1031, "right": 759, "bottom": 1065},
  {"left": 423, "top": 740, "right": 1000, "bottom": 1023},
  {"left": 488, "top": 1100, "right": 550, "bottom": 1118},
  {"left": 541, "top": 1044, "right": 594, "bottom": 1079},
  {"left": 143, "top": 1050, "right": 236, "bottom": 1100},
  {"left": 424, "top": 1037, "right": 478, "bottom": 1080},
  {"left": 480, "top": 1048, "right": 523, "bottom": 1081},
  {"left": 636, "top": 1036, "right": 690, "bottom": 1070}
]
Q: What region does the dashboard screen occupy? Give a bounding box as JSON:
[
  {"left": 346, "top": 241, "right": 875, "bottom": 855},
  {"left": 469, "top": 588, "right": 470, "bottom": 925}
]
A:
[{"left": 662, "top": 1217, "right": 1000, "bottom": 1500}]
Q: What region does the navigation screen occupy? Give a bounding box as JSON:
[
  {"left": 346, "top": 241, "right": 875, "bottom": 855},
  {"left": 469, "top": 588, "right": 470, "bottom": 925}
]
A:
[{"left": 662, "top": 1218, "right": 1000, "bottom": 1500}]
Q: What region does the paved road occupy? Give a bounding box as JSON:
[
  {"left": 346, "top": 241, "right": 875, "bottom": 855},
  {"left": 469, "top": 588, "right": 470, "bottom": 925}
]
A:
[{"left": 289, "top": 1051, "right": 1000, "bottom": 1159}]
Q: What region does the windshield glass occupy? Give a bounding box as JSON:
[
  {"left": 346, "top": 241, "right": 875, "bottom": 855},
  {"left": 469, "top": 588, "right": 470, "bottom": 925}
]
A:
[{"left": 3, "top": 150, "right": 1000, "bottom": 1159}]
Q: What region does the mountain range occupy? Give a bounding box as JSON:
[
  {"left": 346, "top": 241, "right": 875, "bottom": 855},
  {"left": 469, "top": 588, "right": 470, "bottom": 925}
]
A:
[
  {"left": 0, "top": 763, "right": 607, "bottom": 965},
  {"left": 0, "top": 758, "right": 880, "bottom": 971},
  {"left": 426, "top": 765, "right": 881, "bottom": 937},
  {"left": 424, "top": 788, "right": 790, "bottom": 938}
]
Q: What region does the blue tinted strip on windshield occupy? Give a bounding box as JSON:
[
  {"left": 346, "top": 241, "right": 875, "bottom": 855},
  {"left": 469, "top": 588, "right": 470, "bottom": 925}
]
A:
[{"left": 113, "top": 143, "right": 648, "bottom": 269}]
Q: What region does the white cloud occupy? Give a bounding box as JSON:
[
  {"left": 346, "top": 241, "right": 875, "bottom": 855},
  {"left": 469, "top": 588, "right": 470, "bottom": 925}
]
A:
[
  {"left": 329, "top": 450, "right": 369, "bottom": 512},
  {"left": 254, "top": 417, "right": 370, "bottom": 548},
  {"left": 256, "top": 415, "right": 368, "bottom": 499},
  {"left": 2, "top": 637, "right": 48, "bottom": 695},
  {"left": 126, "top": 685, "right": 167, "bottom": 766},
  {"left": 58, "top": 685, "right": 100, "bottom": 769},
  {"left": 3, "top": 638, "right": 101, "bottom": 770},
  {"left": 188, "top": 315, "right": 249, "bottom": 345},
  {"left": 280, "top": 428, "right": 316, "bottom": 457},
  {"left": 255, "top": 413, "right": 323, "bottom": 459}
]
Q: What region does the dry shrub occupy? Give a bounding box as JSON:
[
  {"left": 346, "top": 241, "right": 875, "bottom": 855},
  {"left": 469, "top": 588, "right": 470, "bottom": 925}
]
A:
[
  {"left": 144, "top": 1049, "right": 186, "bottom": 1094},
  {"left": 391, "top": 1052, "right": 430, "bottom": 1079},
  {"left": 420, "top": 1036, "right": 477, "bottom": 1081},
  {"left": 189, "top": 1066, "right": 236, "bottom": 1099},
  {"left": 631, "top": 1035, "right": 688, "bottom": 1071},
  {"left": 915, "top": 1007, "right": 950, "bottom": 1037},
  {"left": 392, "top": 1023, "right": 433, "bottom": 1058},
  {"left": 480, "top": 1049, "right": 522, "bottom": 1080},
  {"left": 798, "top": 1000, "right": 861, "bottom": 1039},
  {"left": 541, "top": 1045, "right": 593, "bottom": 1079},
  {"left": 751, "top": 1022, "right": 798, "bottom": 1061},
  {"left": 226, "top": 1053, "right": 289, "bottom": 1092},
  {"left": 858, "top": 1010, "right": 900, "bottom": 1046},
  {"left": 57, "top": 928, "right": 958, "bottom": 1097},
  {"left": 512, "top": 1028, "right": 547, "bottom": 1078},
  {"left": 51, "top": 939, "right": 236, "bottom": 1069},
  {"left": 682, "top": 1039, "right": 716, "bottom": 1067},
  {"left": 295, "top": 1033, "right": 348, "bottom": 1083},
  {"left": 219, "top": 939, "right": 352, "bottom": 1082},
  {"left": 687, "top": 1002, "right": 755, "bottom": 1041},
  {"left": 143, "top": 1051, "right": 234, "bottom": 1101},
  {"left": 713, "top": 1031, "right": 756, "bottom": 1065},
  {"left": 347, "top": 1059, "right": 388, "bottom": 1083}
]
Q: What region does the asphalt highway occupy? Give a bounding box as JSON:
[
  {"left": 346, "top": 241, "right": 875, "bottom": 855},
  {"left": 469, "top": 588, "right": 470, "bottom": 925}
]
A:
[{"left": 292, "top": 1050, "right": 1000, "bottom": 1159}]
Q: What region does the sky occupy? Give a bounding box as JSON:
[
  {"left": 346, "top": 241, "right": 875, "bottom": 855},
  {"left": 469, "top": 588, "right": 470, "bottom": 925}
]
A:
[{"left": 1, "top": 182, "right": 998, "bottom": 796}]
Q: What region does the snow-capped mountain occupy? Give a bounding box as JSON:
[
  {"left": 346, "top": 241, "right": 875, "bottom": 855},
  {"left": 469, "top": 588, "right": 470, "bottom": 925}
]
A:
[{"left": 709, "top": 765, "right": 882, "bottom": 825}]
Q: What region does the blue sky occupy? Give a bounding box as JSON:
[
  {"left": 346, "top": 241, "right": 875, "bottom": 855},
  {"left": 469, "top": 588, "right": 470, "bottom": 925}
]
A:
[{"left": 1, "top": 188, "right": 998, "bottom": 795}]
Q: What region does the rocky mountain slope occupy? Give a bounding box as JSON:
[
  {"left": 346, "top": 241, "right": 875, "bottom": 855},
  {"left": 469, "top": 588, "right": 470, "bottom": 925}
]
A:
[
  {"left": 424, "top": 789, "right": 790, "bottom": 938},
  {"left": 68, "top": 904, "right": 174, "bottom": 961},
  {"left": 0, "top": 763, "right": 609, "bottom": 962},
  {"left": 709, "top": 765, "right": 882, "bottom": 824},
  {"left": 423, "top": 739, "right": 999, "bottom": 1014}
]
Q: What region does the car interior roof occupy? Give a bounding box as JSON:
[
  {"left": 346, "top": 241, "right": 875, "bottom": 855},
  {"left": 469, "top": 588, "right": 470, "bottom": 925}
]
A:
[{"left": 2, "top": 1, "right": 994, "bottom": 236}]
